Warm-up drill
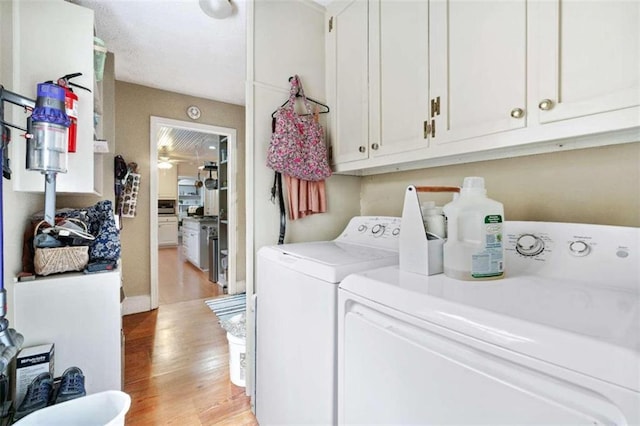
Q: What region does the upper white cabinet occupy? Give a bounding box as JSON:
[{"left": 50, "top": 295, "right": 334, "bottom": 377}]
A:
[
  {"left": 327, "top": 0, "right": 430, "bottom": 165},
  {"left": 430, "top": 0, "right": 527, "bottom": 144},
  {"left": 326, "top": 0, "right": 369, "bottom": 164},
  {"left": 369, "top": 0, "right": 430, "bottom": 157},
  {"left": 158, "top": 167, "right": 178, "bottom": 199},
  {"left": 326, "top": 0, "right": 640, "bottom": 174},
  {"left": 532, "top": 0, "right": 640, "bottom": 124},
  {"left": 5, "top": 0, "right": 94, "bottom": 193}
]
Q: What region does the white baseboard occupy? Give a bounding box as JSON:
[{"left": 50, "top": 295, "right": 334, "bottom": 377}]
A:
[{"left": 122, "top": 295, "right": 152, "bottom": 316}]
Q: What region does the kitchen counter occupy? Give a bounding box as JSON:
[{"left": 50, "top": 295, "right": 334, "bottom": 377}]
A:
[
  {"left": 182, "top": 216, "right": 217, "bottom": 271},
  {"left": 183, "top": 216, "right": 217, "bottom": 224}
]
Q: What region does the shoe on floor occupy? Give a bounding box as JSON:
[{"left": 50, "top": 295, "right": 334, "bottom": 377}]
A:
[
  {"left": 54, "top": 366, "right": 86, "bottom": 404},
  {"left": 14, "top": 372, "right": 53, "bottom": 420}
]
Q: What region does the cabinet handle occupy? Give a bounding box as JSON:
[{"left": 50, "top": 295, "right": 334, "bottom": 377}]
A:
[
  {"left": 538, "top": 99, "right": 554, "bottom": 111},
  {"left": 371, "top": 143, "right": 379, "bottom": 150},
  {"left": 510, "top": 108, "right": 525, "bottom": 119},
  {"left": 358, "top": 146, "right": 366, "bottom": 153},
  {"left": 431, "top": 97, "right": 441, "bottom": 117},
  {"left": 423, "top": 121, "right": 431, "bottom": 139}
]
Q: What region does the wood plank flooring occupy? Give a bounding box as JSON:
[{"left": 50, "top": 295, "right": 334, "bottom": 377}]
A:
[
  {"left": 158, "top": 247, "right": 221, "bottom": 305},
  {"left": 123, "top": 248, "right": 256, "bottom": 425}
]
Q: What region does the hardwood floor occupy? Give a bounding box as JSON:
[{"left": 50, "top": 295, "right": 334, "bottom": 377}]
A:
[
  {"left": 158, "top": 246, "right": 222, "bottom": 305},
  {"left": 123, "top": 247, "right": 255, "bottom": 424}
]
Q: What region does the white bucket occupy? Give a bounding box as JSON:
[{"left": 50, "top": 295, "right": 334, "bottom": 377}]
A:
[
  {"left": 227, "top": 332, "right": 246, "bottom": 387},
  {"left": 13, "top": 390, "right": 131, "bottom": 426}
]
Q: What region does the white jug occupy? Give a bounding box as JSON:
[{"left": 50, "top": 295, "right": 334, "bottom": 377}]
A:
[{"left": 443, "top": 177, "right": 504, "bottom": 281}]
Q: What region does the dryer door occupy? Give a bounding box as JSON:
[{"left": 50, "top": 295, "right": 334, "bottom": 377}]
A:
[{"left": 338, "top": 293, "right": 627, "bottom": 425}]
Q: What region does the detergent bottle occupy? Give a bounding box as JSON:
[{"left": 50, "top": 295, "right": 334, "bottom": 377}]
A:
[{"left": 443, "top": 177, "right": 504, "bottom": 281}]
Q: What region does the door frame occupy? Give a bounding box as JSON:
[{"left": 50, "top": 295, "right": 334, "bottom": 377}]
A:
[{"left": 150, "top": 116, "right": 238, "bottom": 309}]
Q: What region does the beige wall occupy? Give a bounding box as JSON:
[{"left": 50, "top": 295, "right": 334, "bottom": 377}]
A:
[
  {"left": 112, "top": 81, "right": 245, "bottom": 298},
  {"left": 361, "top": 143, "right": 640, "bottom": 227},
  {"left": 1, "top": 0, "right": 45, "bottom": 325}
]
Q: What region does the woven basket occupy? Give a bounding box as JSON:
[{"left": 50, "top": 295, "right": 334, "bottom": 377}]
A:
[{"left": 33, "top": 221, "right": 90, "bottom": 276}]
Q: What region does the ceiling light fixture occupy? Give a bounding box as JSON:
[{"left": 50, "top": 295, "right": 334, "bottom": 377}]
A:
[
  {"left": 158, "top": 161, "right": 173, "bottom": 169},
  {"left": 199, "top": 0, "right": 233, "bottom": 19}
]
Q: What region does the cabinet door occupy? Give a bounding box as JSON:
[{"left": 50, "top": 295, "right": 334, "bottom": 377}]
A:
[
  {"left": 534, "top": 1, "right": 640, "bottom": 124},
  {"left": 7, "top": 0, "right": 95, "bottom": 193},
  {"left": 158, "top": 167, "right": 178, "bottom": 199},
  {"left": 188, "top": 231, "right": 200, "bottom": 267},
  {"left": 369, "top": 0, "right": 429, "bottom": 158},
  {"left": 158, "top": 221, "right": 178, "bottom": 246},
  {"left": 327, "top": 0, "right": 369, "bottom": 164},
  {"left": 429, "top": 0, "right": 527, "bottom": 144},
  {"left": 181, "top": 232, "right": 190, "bottom": 257}
]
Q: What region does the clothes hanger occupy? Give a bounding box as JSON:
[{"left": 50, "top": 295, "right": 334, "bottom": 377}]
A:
[{"left": 271, "top": 76, "right": 330, "bottom": 118}]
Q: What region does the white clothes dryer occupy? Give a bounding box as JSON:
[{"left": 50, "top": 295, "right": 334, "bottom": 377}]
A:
[
  {"left": 255, "top": 216, "right": 402, "bottom": 425},
  {"left": 338, "top": 221, "right": 640, "bottom": 425}
]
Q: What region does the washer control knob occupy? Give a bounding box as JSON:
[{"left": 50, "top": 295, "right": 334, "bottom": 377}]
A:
[
  {"left": 371, "top": 224, "right": 385, "bottom": 236},
  {"left": 516, "top": 234, "right": 545, "bottom": 256},
  {"left": 392, "top": 227, "right": 400, "bottom": 236},
  {"left": 569, "top": 240, "right": 590, "bottom": 256},
  {"left": 357, "top": 224, "right": 368, "bottom": 233}
]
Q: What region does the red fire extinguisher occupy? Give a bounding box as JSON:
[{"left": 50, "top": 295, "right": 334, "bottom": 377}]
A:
[
  {"left": 56, "top": 73, "right": 89, "bottom": 154},
  {"left": 64, "top": 87, "right": 78, "bottom": 153}
]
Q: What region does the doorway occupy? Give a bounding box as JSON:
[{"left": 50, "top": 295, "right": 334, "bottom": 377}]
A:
[{"left": 150, "top": 116, "right": 238, "bottom": 310}]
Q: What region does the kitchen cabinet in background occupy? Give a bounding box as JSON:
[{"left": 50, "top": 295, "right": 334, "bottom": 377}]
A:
[
  {"left": 158, "top": 216, "right": 178, "bottom": 247},
  {"left": 4, "top": 0, "right": 96, "bottom": 193},
  {"left": 158, "top": 166, "right": 178, "bottom": 200},
  {"left": 182, "top": 220, "right": 200, "bottom": 268}
]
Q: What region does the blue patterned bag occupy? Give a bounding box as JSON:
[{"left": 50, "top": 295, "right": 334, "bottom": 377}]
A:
[{"left": 85, "top": 200, "right": 121, "bottom": 261}]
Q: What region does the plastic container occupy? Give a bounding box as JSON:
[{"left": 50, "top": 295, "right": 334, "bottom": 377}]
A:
[
  {"left": 443, "top": 177, "right": 504, "bottom": 281},
  {"left": 94, "top": 37, "right": 107, "bottom": 82},
  {"left": 421, "top": 201, "right": 446, "bottom": 239},
  {"left": 227, "top": 332, "right": 246, "bottom": 387},
  {"left": 13, "top": 390, "right": 131, "bottom": 426}
]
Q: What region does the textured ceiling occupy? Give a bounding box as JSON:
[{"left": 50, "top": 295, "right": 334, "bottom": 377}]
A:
[
  {"left": 157, "top": 127, "right": 219, "bottom": 164},
  {"left": 71, "top": 0, "right": 329, "bottom": 161},
  {"left": 74, "top": 0, "right": 248, "bottom": 106}
]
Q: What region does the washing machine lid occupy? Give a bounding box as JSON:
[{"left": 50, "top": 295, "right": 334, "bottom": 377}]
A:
[
  {"left": 340, "top": 266, "right": 640, "bottom": 392},
  {"left": 258, "top": 242, "right": 399, "bottom": 284}
]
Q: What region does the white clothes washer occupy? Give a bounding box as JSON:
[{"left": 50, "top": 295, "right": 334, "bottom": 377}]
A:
[
  {"left": 255, "top": 216, "right": 402, "bottom": 425},
  {"left": 338, "top": 221, "right": 640, "bottom": 425}
]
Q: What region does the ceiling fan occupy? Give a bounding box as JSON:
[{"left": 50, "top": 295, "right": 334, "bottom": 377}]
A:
[{"left": 157, "top": 146, "right": 185, "bottom": 169}]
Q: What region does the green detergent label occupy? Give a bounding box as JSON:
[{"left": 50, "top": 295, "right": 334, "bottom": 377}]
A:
[{"left": 472, "top": 215, "right": 504, "bottom": 278}]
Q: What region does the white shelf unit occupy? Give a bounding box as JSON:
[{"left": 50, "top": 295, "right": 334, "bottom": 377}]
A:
[
  {"left": 13, "top": 268, "right": 123, "bottom": 394},
  {"left": 177, "top": 179, "right": 204, "bottom": 221},
  {"left": 217, "top": 137, "right": 228, "bottom": 286}
]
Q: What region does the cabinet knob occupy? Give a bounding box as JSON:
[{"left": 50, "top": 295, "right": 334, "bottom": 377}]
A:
[
  {"left": 358, "top": 146, "right": 366, "bottom": 153},
  {"left": 538, "top": 99, "right": 554, "bottom": 111},
  {"left": 510, "top": 108, "right": 525, "bottom": 119},
  {"left": 371, "top": 143, "right": 379, "bottom": 150}
]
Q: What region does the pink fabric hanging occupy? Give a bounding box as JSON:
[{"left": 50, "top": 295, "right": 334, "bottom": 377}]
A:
[{"left": 284, "top": 175, "right": 327, "bottom": 220}]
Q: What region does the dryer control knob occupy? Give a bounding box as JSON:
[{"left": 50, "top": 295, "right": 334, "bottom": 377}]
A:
[
  {"left": 569, "top": 240, "right": 590, "bottom": 256},
  {"left": 371, "top": 224, "right": 385, "bottom": 236},
  {"left": 516, "top": 234, "right": 545, "bottom": 256}
]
